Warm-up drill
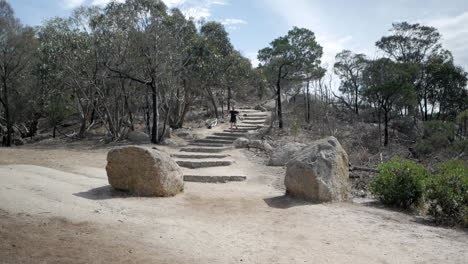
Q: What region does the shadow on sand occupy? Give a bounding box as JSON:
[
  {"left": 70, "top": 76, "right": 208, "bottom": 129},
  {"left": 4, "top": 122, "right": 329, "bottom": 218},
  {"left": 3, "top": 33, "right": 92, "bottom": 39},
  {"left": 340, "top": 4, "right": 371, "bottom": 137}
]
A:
[
  {"left": 263, "top": 195, "right": 317, "bottom": 209},
  {"left": 73, "top": 185, "right": 133, "bottom": 200}
]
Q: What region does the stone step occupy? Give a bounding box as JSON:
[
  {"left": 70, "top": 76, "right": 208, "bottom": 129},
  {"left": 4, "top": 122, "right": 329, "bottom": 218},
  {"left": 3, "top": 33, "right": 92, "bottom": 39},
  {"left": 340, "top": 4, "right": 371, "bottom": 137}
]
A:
[
  {"left": 223, "top": 129, "right": 251, "bottom": 133},
  {"left": 172, "top": 154, "right": 229, "bottom": 159},
  {"left": 184, "top": 175, "right": 247, "bottom": 183},
  {"left": 176, "top": 160, "right": 233, "bottom": 169},
  {"left": 194, "top": 139, "right": 233, "bottom": 144},
  {"left": 206, "top": 136, "right": 241, "bottom": 141},
  {"left": 242, "top": 114, "right": 268, "bottom": 117},
  {"left": 213, "top": 132, "right": 246, "bottom": 137},
  {"left": 242, "top": 121, "right": 266, "bottom": 124},
  {"left": 180, "top": 147, "right": 229, "bottom": 153},
  {"left": 189, "top": 142, "right": 228, "bottom": 147},
  {"left": 242, "top": 117, "right": 267, "bottom": 121},
  {"left": 237, "top": 125, "right": 263, "bottom": 128}
]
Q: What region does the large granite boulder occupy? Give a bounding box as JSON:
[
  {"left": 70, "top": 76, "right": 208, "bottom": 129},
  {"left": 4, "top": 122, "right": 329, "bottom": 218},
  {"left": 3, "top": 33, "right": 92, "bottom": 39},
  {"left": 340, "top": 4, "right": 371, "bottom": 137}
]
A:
[
  {"left": 234, "top": 138, "right": 273, "bottom": 153},
  {"left": 285, "top": 137, "right": 350, "bottom": 202},
  {"left": 268, "top": 142, "right": 307, "bottom": 166},
  {"left": 127, "top": 131, "right": 150, "bottom": 143},
  {"left": 106, "top": 146, "right": 184, "bottom": 197},
  {"left": 233, "top": 137, "right": 250, "bottom": 148}
]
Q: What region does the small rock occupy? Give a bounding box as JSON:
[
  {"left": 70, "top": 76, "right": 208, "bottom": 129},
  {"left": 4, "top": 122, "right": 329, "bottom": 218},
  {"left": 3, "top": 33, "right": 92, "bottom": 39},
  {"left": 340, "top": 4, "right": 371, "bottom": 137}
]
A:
[{"left": 127, "top": 131, "right": 150, "bottom": 143}]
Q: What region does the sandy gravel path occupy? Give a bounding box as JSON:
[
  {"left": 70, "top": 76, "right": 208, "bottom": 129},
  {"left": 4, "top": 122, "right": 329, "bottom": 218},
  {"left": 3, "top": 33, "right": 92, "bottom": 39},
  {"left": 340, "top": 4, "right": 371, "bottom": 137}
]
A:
[{"left": 0, "top": 144, "right": 467, "bottom": 263}]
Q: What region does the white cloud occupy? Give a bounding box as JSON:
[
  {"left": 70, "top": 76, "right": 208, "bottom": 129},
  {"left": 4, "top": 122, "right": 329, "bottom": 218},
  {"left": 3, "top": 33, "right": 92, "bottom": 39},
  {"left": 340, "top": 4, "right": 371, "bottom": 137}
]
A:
[
  {"left": 62, "top": 0, "right": 86, "bottom": 9},
  {"left": 427, "top": 12, "right": 468, "bottom": 69},
  {"left": 91, "top": 0, "right": 124, "bottom": 7},
  {"left": 184, "top": 7, "right": 210, "bottom": 20},
  {"left": 261, "top": 0, "right": 354, "bottom": 70},
  {"left": 221, "top": 18, "right": 247, "bottom": 26},
  {"left": 245, "top": 51, "right": 260, "bottom": 68},
  {"left": 168, "top": 0, "right": 228, "bottom": 20},
  {"left": 164, "top": 0, "right": 187, "bottom": 8}
]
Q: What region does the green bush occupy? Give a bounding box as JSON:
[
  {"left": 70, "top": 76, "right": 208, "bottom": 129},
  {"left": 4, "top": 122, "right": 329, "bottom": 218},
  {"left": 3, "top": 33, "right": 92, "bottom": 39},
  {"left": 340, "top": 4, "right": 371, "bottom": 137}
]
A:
[
  {"left": 416, "top": 121, "right": 456, "bottom": 154},
  {"left": 422, "top": 120, "right": 456, "bottom": 140},
  {"left": 427, "top": 160, "right": 468, "bottom": 225},
  {"left": 415, "top": 140, "right": 435, "bottom": 155},
  {"left": 370, "top": 158, "right": 427, "bottom": 208},
  {"left": 451, "top": 140, "right": 468, "bottom": 156}
]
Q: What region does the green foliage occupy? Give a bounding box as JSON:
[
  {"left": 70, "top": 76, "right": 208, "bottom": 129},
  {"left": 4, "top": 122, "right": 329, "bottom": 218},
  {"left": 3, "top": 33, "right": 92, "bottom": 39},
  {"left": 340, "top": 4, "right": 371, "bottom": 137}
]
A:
[
  {"left": 423, "top": 120, "right": 456, "bottom": 138},
  {"left": 334, "top": 50, "right": 367, "bottom": 114},
  {"left": 416, "top": 121, "right": 456, "bottom": 154},
  {"left": 427, "top": 160, "right": 468, "bottom": 225},
  {"left": 258, "top": 27, "right": 323, "bottom": 128},
  {"left": 457, "top": 110, "right": 468, "bottom": 124},
  {"left": 370, "top": 158, "right": 427, "bottom": 208},
  {"left": 451, "top": 140, "right": 468, "bottom": 156},
  {"left": 46, "top": 95, "right": 73, "bottom": 126},
  {"left": 290, "top": 119, "right": 302, "bottom": 140}
]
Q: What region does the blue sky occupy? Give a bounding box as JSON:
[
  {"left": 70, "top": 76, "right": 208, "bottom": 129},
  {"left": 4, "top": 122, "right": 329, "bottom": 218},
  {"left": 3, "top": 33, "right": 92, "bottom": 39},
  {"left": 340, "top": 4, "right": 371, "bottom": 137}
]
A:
[{"left": 8, "top": 0, "right": 468, "bottom": 71}]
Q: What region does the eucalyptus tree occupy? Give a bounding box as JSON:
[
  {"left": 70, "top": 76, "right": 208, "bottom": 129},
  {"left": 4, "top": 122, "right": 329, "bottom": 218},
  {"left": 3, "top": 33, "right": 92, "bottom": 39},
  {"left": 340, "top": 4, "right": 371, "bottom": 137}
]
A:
[
  {"left": 0, "top": 0, "right": 37, "bottom": 146},
  {"left": 224, "top": 50, "right": 252, "bottom": 110},
  {"left": 376, "top": 22, "right": 467, "bottom": 121},
  {"left": 333, "top": 50, "right": 367, "bottom": 115},
  {"left": 424, "top": 53, "right": 468, "bottom": 120},
  {"left": 196, "top": 21, "right": 233, "bottom": 118},
  {"left": 258, "top": 27, "right": 323, "bottom": 128},
  {"left": 362, "top": 58, "right": 417, "bottom": 146},
  {"left": 99, "top": 0, "right": 178, "bottom": 143}
]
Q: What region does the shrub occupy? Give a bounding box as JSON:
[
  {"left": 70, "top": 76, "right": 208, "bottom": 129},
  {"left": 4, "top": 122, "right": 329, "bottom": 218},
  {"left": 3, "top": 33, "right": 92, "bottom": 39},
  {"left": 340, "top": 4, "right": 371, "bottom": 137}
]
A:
[
  {"left": 451, "top": 140, "right": 468, "bottom": 156},
  {"left": 416, "top": 121, "right": 456, "bottom": 154},
  {"left": 370, "top": 158, "right": 427, "bottom": 208},
  {"left": 422, "top": 120, "right": 456, "bottom": 141},
  {"left": 427, "top": 160, "right": 468, "bottom": 226},
  {"left": 415, "top": 140, "right": 435, "bottom": 155}
]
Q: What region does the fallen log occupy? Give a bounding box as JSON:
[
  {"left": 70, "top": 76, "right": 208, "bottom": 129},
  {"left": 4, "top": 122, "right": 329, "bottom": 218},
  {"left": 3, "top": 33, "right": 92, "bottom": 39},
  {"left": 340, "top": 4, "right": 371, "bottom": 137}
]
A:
[{"left": 349, "top": 166, "right": 380, "bottom": 173}]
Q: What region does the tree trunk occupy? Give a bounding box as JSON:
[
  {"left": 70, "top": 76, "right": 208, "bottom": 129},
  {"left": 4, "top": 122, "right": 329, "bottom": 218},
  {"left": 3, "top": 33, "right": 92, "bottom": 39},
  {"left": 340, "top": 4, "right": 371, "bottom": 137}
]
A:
[
  {"left": 150, "top": 83, "right": 159, "bottom": 144},
  {"left": 277, "top": 68, "right": 283, "bottom": 129},
  {"left": 306, "top": 80, "right": 311, "bottom": 123},
  {"left": 206, "top": 87, "right": 219, "bottom": 119},
  {"left": 177, "top": 100, "right": 191, "bottom": 129},
  {"left": 79, "top": 117, "right": 87, "bottom": 138},
  {"left": 424, "top": 96, "right": 428, "bottom": 121},
  {"left": 384, "top": 110, "right": 389, "bottom": 146},
  {"left": 355, "top": 88, "right": 359, "bottom": 115},
  {"left": 2, "top": 78, "right": 12, "bottom": 147},
  {"left": 227, "top": 85, "right": 232, "bottom": 111}
]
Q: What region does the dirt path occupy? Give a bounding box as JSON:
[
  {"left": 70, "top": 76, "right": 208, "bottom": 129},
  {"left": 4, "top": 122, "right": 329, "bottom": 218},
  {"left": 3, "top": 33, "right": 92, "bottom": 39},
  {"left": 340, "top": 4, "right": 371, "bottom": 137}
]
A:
[{"left": 0, "top": 113, "right": 467, "bottom": 263}]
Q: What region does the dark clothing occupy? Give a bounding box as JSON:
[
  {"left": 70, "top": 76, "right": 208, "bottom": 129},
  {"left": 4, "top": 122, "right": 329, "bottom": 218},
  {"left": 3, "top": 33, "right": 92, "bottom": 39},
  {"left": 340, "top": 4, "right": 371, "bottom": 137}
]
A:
[{"left": 229, "top": 110, "right": 239, "bottom": 123}]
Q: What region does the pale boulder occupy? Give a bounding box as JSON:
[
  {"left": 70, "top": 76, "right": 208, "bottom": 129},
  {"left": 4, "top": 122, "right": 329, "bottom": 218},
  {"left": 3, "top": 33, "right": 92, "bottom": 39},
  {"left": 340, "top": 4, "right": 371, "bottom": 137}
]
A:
[
  {"left": 268, "top": 142, "right": 307, "bottom": 166},
  {"left": 233, "top": 137, "right": 250, "bottom": 148},
  {"left": 127, "top": 131, "right": 150, "bottom": 143},
  {"left": 106, "top": 146, "right": 184, "bottom": 197},
  {"left": 285, "top": 137, "right": 350, "bottom": 202}
]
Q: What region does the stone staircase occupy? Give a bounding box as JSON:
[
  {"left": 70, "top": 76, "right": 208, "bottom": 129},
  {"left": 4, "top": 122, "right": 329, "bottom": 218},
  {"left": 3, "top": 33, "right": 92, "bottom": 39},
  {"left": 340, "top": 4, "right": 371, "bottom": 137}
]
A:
[{"left": 175, "top": 109, "right": 269, "bottom": 183}]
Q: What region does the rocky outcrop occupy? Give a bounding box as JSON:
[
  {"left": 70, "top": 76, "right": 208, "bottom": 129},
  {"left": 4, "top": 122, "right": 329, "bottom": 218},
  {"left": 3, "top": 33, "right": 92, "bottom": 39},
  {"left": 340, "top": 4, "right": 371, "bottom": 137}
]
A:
[
  {"left": 127, "top": 131, "right": 150, "bottom": 143},
  {"left": 106, "top": 146, "right": 184, "bottom": 197},
  {"left": 285, "top": 137, "right": 350, "bottom": 202},
  {"left": 267, "top": 142, "right": 307, "bottom": 166},
  {"left": 234, "top": 137, "right": 273, "bottom": 153},
  {"left": 233, "top": 137, "right": 250, "bottom": 148}
]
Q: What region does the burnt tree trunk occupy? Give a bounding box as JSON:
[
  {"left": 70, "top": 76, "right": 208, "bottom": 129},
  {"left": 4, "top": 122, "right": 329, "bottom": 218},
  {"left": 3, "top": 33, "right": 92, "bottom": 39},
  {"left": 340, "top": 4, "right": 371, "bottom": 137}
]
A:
[
  {"left": 1, "top": 77, "right": 12, "bottom": 146},
  {"left": 276, "top": 66, "right": 284, "bottom": 129}
]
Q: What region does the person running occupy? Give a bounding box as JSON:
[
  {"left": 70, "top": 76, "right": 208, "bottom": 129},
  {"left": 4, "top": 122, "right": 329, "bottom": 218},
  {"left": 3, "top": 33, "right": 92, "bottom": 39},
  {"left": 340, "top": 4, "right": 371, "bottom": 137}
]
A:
[{"left": 229, "top": 106, "right": 240, "bottom": 129}]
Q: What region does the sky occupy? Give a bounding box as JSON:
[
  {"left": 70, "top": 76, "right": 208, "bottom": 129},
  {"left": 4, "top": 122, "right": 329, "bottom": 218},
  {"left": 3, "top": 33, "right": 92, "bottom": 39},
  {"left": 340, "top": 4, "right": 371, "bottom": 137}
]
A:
[{"left": 8, "top": 0, "right": 468, "bottom": 71}]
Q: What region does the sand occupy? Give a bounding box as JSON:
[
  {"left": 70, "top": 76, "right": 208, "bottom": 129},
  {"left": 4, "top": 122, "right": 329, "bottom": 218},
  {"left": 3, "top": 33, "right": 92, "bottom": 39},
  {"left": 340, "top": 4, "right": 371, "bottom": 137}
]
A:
[{"left": 0, "top": 144, "right": 467, "bottom": 264}]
